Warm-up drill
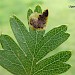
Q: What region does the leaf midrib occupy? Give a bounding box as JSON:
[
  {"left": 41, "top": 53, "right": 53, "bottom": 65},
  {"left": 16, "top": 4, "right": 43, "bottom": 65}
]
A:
[
  {"left": 29, "top": 30, "right": 38, "bottom": 75},
  {"left": 14, "top": 18, "right": 33, "bottom": 58}
]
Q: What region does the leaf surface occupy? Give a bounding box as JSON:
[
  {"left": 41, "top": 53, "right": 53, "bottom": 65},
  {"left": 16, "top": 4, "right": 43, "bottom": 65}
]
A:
[
  {"left": 0, "top": 5, "right": 71, "bottom": 75},
  {"left": 34, "top": 5, "right": 42, "bottom": 13},
  {"left": 27, "top": 9, "right": 33, "bottom": 21},
  {"left": 35, "top": 25, "right": 70, "bottom": 61}
]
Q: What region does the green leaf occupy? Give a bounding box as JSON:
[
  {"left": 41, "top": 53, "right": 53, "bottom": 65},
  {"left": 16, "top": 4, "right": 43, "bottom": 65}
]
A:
[
  {"left": 34, "top": 62, "right": 71, "bottom": 75},
  {"left": 27, "top": 5, "right": 42, "bottom": 21},
  {"left": 34, "top": 5, "right": 42, "bottom": 13},
  {"left": 10, "top": 15, "right": 34, "bottom": 59},
  {"left": 0, "top": 35, "right": 31, "bottom": 75},
  {"left": 35, "top": 25, "right": 70, "bottom": 61},
  {"left": 0, "top": 50, "right": 26, "bottom": 75},
  {"left": 34, "top": 51, "right": 71, "bottom": 74},
  {"left": 0, "top": 5, "right": 71, "bottom": 75},
  {"left": 27, "top": 9, "right": 33, "bottom": 21},
  {"left": 29, "top": 5, "right": 44, "bottom": 56}
]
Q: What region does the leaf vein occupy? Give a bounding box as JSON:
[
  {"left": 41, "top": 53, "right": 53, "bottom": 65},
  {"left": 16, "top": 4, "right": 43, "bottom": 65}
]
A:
[{"left": 36, "top": 30, "right": 66, "bottom": 56}]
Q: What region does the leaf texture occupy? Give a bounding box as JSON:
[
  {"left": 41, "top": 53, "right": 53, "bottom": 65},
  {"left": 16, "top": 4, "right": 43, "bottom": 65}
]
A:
[
  {"left": 34, "top": 5, "right": 42, "bottom": 13},
  {"left": 27, "top": 9, "right": 33, "bottom": 21},
  {"left": 0, "top": 5, "right": 71, "bottom": 75}
]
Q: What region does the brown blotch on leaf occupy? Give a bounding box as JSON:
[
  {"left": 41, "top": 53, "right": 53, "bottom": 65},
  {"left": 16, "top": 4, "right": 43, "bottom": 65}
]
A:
[{"left": 29, "top": 9, "right": 48, "bottom": 29}]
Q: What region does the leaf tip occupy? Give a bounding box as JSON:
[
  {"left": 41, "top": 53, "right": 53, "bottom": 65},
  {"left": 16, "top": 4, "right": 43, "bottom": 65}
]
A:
[
  {"left": 65, "top": 33, "right": 70, "bottom": 38},
  {"left": 34, "top": 5, "right": 42, "bottom": 13},
  {"left": 63, "top": 64, "right": 71, "bottom": 73},
  {"left": 35, "top": 5, "right": 41, "bottom": 7},
  {"left": 63, "top": 51, "right": 72, "bottom": 62},
  {"left": 66, "top": 51, "right": 72, "bottom": 57},
  {"left": 28, "top": 8, "right": 33, "bottom": 12},
  {"left": 10, "top": 14, "right": 17, "bottom": 19},
  {"left": 35, "top": 5, "right": 42, "bottom": 8},
  {"left": 10, "top": 15, "right": 13, "bottom": 18},
  {"left": 67, "top": 64, "right": 71, "bottom": 70},
  {"left": 60, "top": 25, "right": 68, "bottom": 31}
]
